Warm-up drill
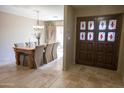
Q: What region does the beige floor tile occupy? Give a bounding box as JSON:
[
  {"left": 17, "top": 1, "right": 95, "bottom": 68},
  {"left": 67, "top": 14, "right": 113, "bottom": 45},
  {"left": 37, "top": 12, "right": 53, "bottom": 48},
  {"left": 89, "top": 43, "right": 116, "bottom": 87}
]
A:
[{"left": 0, "top": 58, "right": 124, "bottom": 88}]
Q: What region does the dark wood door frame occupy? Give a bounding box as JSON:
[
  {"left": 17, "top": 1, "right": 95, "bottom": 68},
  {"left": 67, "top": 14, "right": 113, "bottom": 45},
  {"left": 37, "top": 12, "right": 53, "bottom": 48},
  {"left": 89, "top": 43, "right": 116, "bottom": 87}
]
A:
[{"left": 76, "top": 14, "right": 123, "bottom": 70}]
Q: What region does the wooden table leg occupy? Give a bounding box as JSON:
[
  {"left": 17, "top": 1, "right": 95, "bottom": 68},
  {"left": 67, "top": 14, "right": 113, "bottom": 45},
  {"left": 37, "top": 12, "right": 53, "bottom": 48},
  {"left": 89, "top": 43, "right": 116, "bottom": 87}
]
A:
[
  {"left": 28, "top": 54, "right": 34, "bottom": 68},
  {"left": 15, "top": 52, "right": 20, "bottom": 65}
]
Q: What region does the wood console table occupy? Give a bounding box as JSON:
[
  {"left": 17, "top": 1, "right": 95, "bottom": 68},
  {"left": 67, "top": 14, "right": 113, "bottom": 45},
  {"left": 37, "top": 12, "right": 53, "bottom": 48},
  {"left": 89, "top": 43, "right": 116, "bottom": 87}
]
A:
[{"left": 13, "top": 47, "right": 35, "bottom": 69}]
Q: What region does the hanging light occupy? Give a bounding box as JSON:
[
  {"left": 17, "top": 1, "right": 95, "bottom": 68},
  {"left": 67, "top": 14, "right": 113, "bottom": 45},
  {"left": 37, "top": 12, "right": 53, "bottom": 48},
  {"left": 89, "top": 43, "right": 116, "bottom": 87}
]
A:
[
  {"left": 33, "top": 10, "right": 44, "bottom": 30},
  {"left": 33, "top": 10, "right": 44, "bottom": 45}
]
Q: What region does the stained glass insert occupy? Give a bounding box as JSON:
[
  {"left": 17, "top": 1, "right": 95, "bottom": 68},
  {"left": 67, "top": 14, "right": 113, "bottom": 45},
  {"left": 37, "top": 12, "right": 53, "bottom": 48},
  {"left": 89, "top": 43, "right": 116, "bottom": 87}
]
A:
[
  {"left": 98, "top": 32, "right": 105, "bottom": 41},
  {"left": 108, "top": 20, "right": 117, "bottom": 30},
  {"left": 80, "top": 21, "right": 86, "bottom": 30},
  {"left": 87, "top": 32, "right": 94, "bottom": 41},
  {"left": 88, "top": 21, "right": 94, "bottom": 30},
  {"left": 99, "top": 20, "right": 106, "bottom": 30},
  {"left": 80, "top": 32, "right": 85, "bottom": 40},
  {"left": 107, "top": 32, "right": 115, "bottom": 42}
]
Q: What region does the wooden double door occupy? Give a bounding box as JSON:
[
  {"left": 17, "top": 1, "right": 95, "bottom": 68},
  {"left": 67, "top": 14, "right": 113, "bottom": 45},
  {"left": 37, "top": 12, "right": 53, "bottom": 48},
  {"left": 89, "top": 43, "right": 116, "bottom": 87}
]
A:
[{"left": 76, "top": 14, "right": 122, "bottom": 70}]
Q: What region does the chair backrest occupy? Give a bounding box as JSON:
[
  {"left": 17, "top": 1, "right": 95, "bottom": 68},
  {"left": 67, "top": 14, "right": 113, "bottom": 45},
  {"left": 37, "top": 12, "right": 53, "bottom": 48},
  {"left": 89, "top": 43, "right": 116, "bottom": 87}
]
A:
[
  {"left": 35, "top": 45, "right": 45, "bottom": 68},
  {"left": 52, "top": 42, "right": 59, "bottom": 60},
  {"left": 44, "top": 43, "right": 54, "bottom": 63},
  {"left": 14, "top": 43, "right": 25, "bottom": 47}
]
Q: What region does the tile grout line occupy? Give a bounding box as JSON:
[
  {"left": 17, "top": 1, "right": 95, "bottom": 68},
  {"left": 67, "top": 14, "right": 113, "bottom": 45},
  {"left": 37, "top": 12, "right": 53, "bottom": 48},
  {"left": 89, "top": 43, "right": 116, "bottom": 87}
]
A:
[{"left": 47, "top": 73, "right": 62, "bottom": 88}]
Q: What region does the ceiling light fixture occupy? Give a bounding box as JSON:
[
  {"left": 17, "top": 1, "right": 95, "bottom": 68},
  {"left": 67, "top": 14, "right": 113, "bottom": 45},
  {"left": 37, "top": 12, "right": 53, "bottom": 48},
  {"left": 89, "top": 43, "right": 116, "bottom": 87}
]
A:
[
  {"left": 33, "top": 10, "right": 44, "bottom": 45},
  {"left": 33, "top": 10, "right": 44, "bottom": 30}
]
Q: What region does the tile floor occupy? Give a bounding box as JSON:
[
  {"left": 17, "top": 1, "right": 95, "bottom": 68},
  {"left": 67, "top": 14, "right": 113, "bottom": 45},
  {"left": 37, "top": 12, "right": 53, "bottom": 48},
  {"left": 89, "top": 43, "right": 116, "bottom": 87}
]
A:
[{"left": 0, "top": 58, "right": 124, "bottom": 88}]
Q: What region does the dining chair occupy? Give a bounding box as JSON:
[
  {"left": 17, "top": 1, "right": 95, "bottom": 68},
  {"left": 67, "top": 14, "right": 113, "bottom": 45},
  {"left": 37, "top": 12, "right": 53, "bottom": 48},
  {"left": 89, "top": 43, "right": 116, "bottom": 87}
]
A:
[
  {"left": 24, "top": 42, "right": 37, "bottom": 66},
  {"left": 52, "top": 42, "right": 59, "bottom": 60},
  {"left": 44, "top": 43, "right": 54, "bottom": 64},
  {"left": 14, "top": 43, "right": 27, "bottom": 66},
  {"left": 35, "top": 45, "right": 45, "bottom": 68}
]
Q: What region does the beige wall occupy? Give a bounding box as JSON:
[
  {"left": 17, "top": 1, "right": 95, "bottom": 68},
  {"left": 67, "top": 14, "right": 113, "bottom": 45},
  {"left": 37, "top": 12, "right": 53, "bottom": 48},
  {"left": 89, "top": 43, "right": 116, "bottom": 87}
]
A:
[
  {"left": 119, "top": 14, "right": 124, "bottom": 78},
  {"left": 0, "top": 11, "right": 45, "bottom": 62},
  {"left": 74, "top": 6, "right": 124, "bottom": 17},
  {"left": 63, "top": 6, "right": 75, "bottom": 70},
  {"left": 64, "top": 5, "right": 124, "bottom": 80}
]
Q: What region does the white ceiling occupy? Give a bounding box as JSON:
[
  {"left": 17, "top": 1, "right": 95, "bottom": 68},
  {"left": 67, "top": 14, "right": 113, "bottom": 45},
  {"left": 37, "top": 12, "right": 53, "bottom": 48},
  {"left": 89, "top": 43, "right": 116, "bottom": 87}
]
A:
[{"left": 0, "top": 5, "right": 64, "bottom": 21}]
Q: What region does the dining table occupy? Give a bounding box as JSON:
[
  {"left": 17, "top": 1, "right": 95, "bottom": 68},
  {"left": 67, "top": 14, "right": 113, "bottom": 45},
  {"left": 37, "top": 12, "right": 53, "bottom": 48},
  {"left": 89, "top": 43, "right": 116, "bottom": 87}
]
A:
[{"left": 13, "top": 47, "right": 36, "bottom": 69}]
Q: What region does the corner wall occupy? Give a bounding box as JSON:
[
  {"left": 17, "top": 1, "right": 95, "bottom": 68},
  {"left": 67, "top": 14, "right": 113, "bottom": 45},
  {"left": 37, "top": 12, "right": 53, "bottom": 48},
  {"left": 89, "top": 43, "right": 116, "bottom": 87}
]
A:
[
  {"left": 63, "top": 6, "right": 75, "bottom": 70},
  {"left": 119, "top": 14, "right": 124, "bottom": 78}
]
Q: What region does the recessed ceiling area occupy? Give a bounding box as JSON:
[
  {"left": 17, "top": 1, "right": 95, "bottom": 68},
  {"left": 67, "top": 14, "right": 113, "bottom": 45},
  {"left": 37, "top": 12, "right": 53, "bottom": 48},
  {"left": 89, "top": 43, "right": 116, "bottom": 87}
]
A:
[{"left": 0, "top": 5, "right": 64, "bottom": 21}]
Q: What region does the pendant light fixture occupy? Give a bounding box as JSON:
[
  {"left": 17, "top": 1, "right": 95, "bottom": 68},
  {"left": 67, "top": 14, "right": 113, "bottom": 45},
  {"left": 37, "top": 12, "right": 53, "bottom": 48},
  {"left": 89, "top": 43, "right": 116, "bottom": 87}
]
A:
[
  {"left": 33, "top": 10, "right": 44, "bottom": 45},
  {"left": 33, "top": 10, "right": 44, "bottom": 30}
]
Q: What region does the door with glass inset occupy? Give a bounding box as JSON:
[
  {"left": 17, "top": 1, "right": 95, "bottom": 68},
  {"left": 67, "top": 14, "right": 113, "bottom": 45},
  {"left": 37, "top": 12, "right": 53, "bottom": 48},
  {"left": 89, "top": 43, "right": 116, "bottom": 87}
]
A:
[{"left": 76, "top": 14, "right": 122, "bottom": 70}]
